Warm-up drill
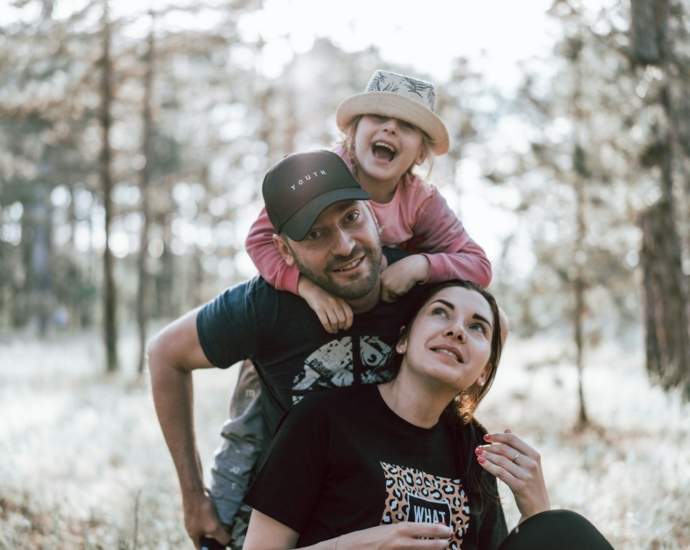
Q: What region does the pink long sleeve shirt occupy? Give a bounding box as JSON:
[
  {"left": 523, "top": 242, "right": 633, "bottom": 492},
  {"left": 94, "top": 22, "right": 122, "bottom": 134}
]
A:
[{"left": 246, "top": 147, "right": 492, "bottom": 294}]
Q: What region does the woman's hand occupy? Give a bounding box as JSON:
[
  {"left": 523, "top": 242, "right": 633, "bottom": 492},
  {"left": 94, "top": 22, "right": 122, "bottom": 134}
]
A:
[
  {"left": 334, "top": 522, "right": 454, "bottom": 549},
  {"left": 476, "top": 429, "right": 550, "bottom": 523},
  {"left": 380, "top": 255, "right": 430, "bottom": 303},
  {"left": 298, "top": 276, "right": 353, "bottom": 333},
  {"left": 245, "top": 512, "right": 453, "bottom": 550}
]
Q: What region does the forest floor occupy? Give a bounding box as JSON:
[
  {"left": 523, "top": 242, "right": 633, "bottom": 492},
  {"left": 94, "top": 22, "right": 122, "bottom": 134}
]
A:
[{"left": 0, "top": 326, "right": 688, "bottom": 549}]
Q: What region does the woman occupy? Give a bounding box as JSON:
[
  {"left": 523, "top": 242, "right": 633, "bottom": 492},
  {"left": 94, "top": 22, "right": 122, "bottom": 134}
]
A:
[{"left": 242, "top": 281, "right": 614, "bottom": 549}]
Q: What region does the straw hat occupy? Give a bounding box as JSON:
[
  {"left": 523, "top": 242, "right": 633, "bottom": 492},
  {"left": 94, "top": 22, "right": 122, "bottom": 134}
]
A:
[{"left": 336, "top": 70, "right": 450, "bottom": 155}]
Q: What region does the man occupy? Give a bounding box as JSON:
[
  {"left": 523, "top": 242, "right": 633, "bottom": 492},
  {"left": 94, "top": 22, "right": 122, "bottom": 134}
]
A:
[{"left": 148, "top": 150, "right": 428, "bottom": 549}]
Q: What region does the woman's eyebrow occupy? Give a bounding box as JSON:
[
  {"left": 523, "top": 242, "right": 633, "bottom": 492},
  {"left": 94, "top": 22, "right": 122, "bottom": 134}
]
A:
[
  {"left": 431, "top": 299, "right": 493, "bottom": 328},
  {"left": 431, "top": 299, "right": 454, "bottom": 309},
  {"left": 472, "top": 313, "right": 492, "bottom": 329}
]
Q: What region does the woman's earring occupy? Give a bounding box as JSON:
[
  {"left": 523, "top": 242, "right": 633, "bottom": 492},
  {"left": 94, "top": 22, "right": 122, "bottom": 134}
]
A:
[{"left": 477, "top": 378, "right": 485, "bottom": 386}]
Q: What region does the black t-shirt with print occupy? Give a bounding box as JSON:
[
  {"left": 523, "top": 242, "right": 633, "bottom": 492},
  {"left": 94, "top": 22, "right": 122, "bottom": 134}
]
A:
[
  {"left": 196, "top": 248, "right": 423, "bottom": 438},
  {"left": 244, "top": 384, "right": 508, "bottom": 550}
]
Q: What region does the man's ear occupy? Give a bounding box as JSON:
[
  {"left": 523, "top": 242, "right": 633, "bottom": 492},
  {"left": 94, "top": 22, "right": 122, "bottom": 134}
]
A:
[{"left": 272, "top": 234, "right": 295, "bottom": 267}]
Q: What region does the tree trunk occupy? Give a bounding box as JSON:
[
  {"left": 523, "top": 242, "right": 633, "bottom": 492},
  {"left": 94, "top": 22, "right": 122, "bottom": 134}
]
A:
[
  {"left": 631, "top": 0, "right": 690, "bottom": 397},
  {"left": 630, "top": 0, "right": 660, "bottom": 64},
  {"left": 573, "top": 178, "right": 589, "bottom": 427},
  {"left": 100, "top": 0, "right": 118, "bottom": 373},
  {"left": 136, "top": 15, "right": 155, "bottom": 374},
  {"left": 639, "top": 203, "right": 690, "bottom": 398},
  {"left": 29, "top": 185, "right": 53, "bottom": 337}
]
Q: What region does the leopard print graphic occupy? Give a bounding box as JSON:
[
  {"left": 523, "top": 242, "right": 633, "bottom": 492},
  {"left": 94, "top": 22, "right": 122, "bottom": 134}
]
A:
[{"left": 379, "top": 462, "right": 469, "bottom": 550}]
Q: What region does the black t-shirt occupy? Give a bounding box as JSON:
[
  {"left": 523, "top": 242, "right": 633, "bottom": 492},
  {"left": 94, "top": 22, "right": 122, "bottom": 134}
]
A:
[
  {"left": 244, "top": 384, "right": 508, "bottom": 550},
  {"left": 197, "top": 248, "right": 423, "bottom": 437}
]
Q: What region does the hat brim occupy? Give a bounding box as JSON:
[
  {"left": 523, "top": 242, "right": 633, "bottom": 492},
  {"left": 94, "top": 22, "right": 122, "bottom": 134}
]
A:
[
  {"left": 281, "top": 187, "right": 372, "bottom": 242},
  {"left": 335, "top": 92, "right": 450, "bottom": 156}
]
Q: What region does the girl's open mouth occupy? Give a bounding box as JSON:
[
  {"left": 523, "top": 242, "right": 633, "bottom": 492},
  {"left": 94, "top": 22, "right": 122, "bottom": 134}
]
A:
[{"left": 372, "top": 141, "right": 396, "bottom": 161}]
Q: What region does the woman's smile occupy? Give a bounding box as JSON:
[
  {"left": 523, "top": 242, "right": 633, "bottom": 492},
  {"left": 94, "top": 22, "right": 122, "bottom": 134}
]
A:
[{"left": 430, "top": 345, "right": 464, "bottom": 364}]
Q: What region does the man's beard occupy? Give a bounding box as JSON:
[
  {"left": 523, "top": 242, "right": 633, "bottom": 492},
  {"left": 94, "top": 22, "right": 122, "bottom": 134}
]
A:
[{"left": 291, "top": 244, "right": 383, "bottom": 301}]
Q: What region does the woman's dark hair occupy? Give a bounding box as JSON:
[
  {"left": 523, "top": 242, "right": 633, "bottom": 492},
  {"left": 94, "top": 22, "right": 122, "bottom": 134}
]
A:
[{"left": 391, "top": 280, "right": 503, "bottom": 514}]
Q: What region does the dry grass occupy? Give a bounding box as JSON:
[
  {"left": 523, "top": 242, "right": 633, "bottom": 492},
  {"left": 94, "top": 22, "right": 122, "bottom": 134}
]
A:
[
  {"left": 1, "top": 327, "right": 688, "bottom": 549},
  {"left": 481, "top": 335, "right": 690, "bottom": 549}
]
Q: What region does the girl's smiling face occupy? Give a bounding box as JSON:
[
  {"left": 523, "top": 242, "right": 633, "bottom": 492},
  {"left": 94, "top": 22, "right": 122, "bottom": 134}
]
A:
[
  {"left": 397, "top": 286, "right": 494, "bottom": 392},
  {"left": 353, "top": 115, "right": 426, "bottom": 188}
]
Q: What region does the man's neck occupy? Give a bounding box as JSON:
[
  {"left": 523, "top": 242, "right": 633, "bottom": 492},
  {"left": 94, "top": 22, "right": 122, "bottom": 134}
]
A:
[{"left": 347, "top": 276, "right": 382, "bottom": 314}]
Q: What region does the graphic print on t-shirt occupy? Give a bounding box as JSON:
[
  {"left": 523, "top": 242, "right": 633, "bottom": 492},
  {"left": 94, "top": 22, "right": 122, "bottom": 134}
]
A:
[
  {"left": 292, "top": 336, "right": 394, "bottom": 403},
  {"left": 379, "top": 462, "right": 469, "bottom": 550}
]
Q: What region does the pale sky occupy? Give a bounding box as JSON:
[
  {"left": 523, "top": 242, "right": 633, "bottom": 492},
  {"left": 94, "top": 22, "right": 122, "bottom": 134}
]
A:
[{"left": 237, "top": 0, "right": 557, "bottom": 90}]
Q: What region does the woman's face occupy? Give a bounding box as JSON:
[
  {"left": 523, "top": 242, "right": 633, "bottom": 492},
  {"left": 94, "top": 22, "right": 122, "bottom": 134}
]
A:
[{"left": 398, "top": 286, "right": 494, "bottom": 391}]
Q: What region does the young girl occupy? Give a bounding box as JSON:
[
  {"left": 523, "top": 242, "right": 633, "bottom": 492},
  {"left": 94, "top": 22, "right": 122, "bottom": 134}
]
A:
[{"left": 246, "top": 70, "right": 492, "bottom": 333}]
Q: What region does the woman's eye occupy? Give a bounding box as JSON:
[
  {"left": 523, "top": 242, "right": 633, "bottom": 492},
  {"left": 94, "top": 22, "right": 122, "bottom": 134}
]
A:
[
  {"left": 372, "top": 114, "right": 388, "bottom": 121},
  {"left": 431, "top": 308, "right": 448, "bottom": 318},
  {"left": 469, "top": 323, "right": 487, "bottom": 334},
  {"left": 399, "top": 120, "right": 414, "bottom": 129}
]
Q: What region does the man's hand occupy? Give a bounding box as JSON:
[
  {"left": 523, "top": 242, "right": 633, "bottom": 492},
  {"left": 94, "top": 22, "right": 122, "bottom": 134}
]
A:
[
  {"left": 380, "top": 255, "right": 430, "bottom": 303},
  {"left": 184, "top": 490, "right": 232, "bottom": 549},
  {"left": 298, "top": 276, "right": 353, "bottom": 333}
]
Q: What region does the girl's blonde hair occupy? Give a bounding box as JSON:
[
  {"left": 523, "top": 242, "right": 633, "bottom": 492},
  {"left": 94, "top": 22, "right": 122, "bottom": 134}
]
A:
[{"left": 338, "top": 115, "right": 436, "bottom": 183}]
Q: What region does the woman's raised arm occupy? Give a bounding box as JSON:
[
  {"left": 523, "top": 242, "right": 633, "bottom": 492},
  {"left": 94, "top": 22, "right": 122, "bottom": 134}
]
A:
[{"left": 476, "top": 429, "right": 550, "bottom": 524}]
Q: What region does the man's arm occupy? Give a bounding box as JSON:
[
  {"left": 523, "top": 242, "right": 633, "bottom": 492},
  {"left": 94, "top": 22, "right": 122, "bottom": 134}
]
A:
[{"left": 148, "top": 308, "right": 231, "bottom": 549}]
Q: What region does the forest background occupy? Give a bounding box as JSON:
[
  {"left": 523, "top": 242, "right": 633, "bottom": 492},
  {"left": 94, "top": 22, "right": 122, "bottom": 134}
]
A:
[{"left": 1, "top": 0, "right": 690, "bottom": 548}]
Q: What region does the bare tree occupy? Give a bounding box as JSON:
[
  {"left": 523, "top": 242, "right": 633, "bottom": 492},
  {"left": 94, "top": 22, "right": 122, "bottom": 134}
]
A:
[
  {"left": 100, "top": 0, "right": 118, "bottom": 372},
  {"left": 632, "top": 0, "right": 690, "bottom": 396},
  {"left": 136, "top": 14, "right": 155, "bottom": 374}
]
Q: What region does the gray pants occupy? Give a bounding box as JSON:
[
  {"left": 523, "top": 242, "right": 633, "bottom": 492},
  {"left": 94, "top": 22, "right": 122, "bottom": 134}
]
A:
[{"left": 209, "top": 360, "right": 264, "bottom": 549}]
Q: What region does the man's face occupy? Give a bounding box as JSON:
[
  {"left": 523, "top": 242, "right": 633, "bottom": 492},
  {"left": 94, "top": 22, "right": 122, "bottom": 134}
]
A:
[{"left": 280, "top": 200, "right": 383, "bottom": 301}]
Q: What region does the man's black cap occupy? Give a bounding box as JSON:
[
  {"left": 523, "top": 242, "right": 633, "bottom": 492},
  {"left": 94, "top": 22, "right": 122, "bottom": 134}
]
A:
[{"left": 262, "top": 150, "right": 371, "bottom": 242}]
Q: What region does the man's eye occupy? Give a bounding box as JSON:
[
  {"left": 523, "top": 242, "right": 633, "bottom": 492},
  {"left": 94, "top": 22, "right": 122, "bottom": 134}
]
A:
[
  {"left": 346, "top": 211, "right": 360, "bottom": 222},
  {"left": 307, "top": 230, "right": 322, "bottom": 240}
]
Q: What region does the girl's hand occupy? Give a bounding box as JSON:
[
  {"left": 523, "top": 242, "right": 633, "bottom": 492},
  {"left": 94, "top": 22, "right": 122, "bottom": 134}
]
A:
[
  {"left": 380, "top": 255, "right": 430, "bottom": 303},
  {"left": 476, "top": 429, "right": 550, "bottom": 523},
  {"left": 298, "top": 276, "right": 353, "bottom": 334}
]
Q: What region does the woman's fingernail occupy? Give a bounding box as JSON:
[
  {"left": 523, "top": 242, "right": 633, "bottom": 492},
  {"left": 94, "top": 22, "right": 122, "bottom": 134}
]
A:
[
  {"left": 475, "top": 447, "right": 484, "bottom": 454},
  {"left": 477, "top": 456, "right": 486, "bottom": 464},
  {"left": 484, "top": 434, "right": 491, "bottom": 441}
]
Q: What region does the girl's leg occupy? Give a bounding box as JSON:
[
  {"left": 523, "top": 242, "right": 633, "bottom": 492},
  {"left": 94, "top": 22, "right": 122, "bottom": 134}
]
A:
[{"left": 497, "top": 510, "right": 614, "bottom": 550}]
